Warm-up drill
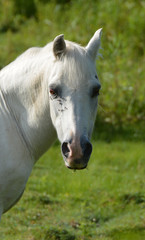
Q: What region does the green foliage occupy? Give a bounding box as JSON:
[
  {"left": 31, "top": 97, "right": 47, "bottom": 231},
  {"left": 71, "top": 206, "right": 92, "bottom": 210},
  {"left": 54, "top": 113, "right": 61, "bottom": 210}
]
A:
[
  {"left": 0, "top": 0, "right": 144, "bottom": 129},
  {"left": 13, "top": 0, "right": 37, "bottom": 18},
  {"left": 39, "top": 0, "right": 71, "bottom": 4},
  {"left": 0, "top": 1, "right": 17, "bottom": 32}
]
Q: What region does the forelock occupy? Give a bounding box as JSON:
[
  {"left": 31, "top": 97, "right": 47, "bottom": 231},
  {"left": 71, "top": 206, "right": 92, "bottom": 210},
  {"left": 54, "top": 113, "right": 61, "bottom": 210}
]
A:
[{"left": 62, "top": 41, "right": 92, "bottom": 84}]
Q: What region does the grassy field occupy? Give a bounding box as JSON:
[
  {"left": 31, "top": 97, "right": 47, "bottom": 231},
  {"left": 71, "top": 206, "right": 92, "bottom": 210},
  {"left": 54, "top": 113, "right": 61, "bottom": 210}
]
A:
[{"left": 0, "top": 140, "right": 145, "bottom": 240}]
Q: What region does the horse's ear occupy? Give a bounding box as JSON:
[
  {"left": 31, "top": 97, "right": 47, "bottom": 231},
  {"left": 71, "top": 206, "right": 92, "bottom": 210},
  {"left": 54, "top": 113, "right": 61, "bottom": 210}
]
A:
[
  {"left": 53, "top": 34, "right": 66, "bottom": 59},
  {"left": 86, "top": 28, "right": 102, "bottom": 60}
]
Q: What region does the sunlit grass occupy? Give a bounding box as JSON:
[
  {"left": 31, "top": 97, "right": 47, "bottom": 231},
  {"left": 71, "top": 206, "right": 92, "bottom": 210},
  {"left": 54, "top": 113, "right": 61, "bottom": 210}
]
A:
[{"left": 0, "top": 141, "right": 145, "bottom": 239}]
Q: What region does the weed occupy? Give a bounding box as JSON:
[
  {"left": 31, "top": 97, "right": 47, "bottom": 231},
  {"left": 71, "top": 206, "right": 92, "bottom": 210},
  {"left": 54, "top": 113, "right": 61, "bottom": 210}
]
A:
[
  {"left": 45, "top": 228, "right": 76, "bottom": 240},
  {"left": 120, "top": 193, "right": 145, "bottom": 205}
]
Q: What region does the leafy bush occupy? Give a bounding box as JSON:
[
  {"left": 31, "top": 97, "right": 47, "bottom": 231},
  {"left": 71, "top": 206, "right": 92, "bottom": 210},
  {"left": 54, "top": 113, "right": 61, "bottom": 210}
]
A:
[
  {"left": 13, "top": 0, "right": 37, "bottom": 18},
  {"left": 39, "top": 0, "right": 71, "bottom": 3}
]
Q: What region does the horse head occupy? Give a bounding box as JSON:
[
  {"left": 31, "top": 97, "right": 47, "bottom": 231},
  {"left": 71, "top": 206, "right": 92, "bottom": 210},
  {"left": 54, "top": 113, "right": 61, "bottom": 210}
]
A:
[{"left": 49, "top": 29, "right": 102, "bottom": 170}]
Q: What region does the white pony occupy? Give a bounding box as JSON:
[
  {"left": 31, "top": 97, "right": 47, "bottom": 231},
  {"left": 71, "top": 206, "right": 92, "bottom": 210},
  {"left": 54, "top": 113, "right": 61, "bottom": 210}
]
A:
[{"left": 0, "top": 29, "right": 102, "bottom": 220}]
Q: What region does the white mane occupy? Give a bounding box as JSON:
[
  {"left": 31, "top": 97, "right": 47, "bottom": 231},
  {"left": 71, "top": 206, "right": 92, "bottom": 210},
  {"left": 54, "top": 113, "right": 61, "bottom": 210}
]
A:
[{"left": 0, "top": 40, "right": 88, "bottom": 91}]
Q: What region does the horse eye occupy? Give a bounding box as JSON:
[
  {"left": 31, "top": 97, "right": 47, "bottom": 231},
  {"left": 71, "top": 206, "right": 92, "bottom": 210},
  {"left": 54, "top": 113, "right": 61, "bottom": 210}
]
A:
[
  {"left": 91, "top": 86, "right": 100, "bottom": 98},
  {"left": 49, "top": 88, "right": 58, "bottom": 98}
]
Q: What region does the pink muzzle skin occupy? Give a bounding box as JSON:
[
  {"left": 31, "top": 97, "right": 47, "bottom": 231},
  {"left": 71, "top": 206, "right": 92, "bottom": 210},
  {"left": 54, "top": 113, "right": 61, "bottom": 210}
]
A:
[{"left": 61, "top": 136, "right": 92, "bottom": 170}]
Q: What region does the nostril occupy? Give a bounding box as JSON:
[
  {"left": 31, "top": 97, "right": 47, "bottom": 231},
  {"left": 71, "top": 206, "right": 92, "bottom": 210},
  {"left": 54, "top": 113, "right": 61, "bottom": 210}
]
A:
[
  {"left": 61, "top": 142, "right": 70, "bottom": 158},
  {"left": 84, "top": 141, "right": 92, "bottom": 158}
]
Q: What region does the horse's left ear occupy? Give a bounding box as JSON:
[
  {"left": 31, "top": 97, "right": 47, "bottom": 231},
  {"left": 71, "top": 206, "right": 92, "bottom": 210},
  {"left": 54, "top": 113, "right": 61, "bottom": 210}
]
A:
[
  {"left": 86, "top": 28, "right": 102, "bottom": 60},
  {"left": 53, "top": 34, "right": 66, "bottom": 59}
]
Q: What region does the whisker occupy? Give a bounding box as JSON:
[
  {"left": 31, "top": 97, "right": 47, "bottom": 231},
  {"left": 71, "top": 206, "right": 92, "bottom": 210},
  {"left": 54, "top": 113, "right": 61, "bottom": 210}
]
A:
[{"left": 98, "top": 104, "right": 106, "bottom": 113}]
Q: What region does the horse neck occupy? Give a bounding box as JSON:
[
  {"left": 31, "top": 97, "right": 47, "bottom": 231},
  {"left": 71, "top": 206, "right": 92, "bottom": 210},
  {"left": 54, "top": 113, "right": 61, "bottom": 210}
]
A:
[{"left": 0, "top": 49, "right": 57, "bottom": 161}]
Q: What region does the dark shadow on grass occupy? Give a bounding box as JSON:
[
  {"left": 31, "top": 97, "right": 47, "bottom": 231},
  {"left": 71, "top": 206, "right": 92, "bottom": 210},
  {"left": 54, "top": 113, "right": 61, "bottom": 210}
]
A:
[
  {"left": 45, "top": 228, "right": 76, "bottom": 240},
  {"left": 119, "top": 192, "right": 145, "bottom": 205},
  {"left": 39, "top": 195, "right": 59, "bottom": 205}
]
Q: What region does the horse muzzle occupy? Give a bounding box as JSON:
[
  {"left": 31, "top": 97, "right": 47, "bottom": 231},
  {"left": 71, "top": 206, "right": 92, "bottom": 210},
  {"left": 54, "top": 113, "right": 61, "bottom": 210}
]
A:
[{"left": 61, "top": 136, "right": 92, "bottom": 170}]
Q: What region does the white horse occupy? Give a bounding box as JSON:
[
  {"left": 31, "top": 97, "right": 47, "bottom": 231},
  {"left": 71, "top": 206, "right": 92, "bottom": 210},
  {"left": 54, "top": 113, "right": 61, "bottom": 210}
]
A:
[{"left": 0, "top": 29, "right": 102, "bottom": 220}]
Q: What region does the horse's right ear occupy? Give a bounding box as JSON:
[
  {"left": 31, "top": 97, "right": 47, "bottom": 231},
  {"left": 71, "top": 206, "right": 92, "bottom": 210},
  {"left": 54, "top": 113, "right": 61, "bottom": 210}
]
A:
[{"left": 53, "top": 34, "right": 66, "bottom": 59}]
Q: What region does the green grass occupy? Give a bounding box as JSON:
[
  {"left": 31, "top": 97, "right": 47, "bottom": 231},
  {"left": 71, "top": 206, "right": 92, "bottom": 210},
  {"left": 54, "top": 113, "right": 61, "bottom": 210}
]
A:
[{"left": 0, "top": 141, "right": 145, "bottom": 239}]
